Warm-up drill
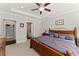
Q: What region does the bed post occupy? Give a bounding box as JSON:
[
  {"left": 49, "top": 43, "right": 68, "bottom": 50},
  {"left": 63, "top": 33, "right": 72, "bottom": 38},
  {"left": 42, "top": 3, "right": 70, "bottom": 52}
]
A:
[
  {"left": 74, "top": 27, "right": 77, "bottom": 45},
  {"left": 30, "top": 39, "right": 32, "bottom": 48},
  {"left": 66, "top": 50, "right": 72, "bottom": 56}
]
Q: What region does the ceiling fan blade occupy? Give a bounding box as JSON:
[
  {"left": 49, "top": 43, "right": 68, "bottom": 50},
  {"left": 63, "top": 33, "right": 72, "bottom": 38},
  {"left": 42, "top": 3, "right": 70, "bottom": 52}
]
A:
[
  {"left": 44, "top": 8, "right": 51, "bottom": 12},
  {"left": 36, "top": 3, "right": 40, "bottom": 6},
  {"left": 40, "top": 11, "right": 42, "bottom": 15},
  {"left": 31, "top": 8, "right": 38, "bottom": 11},
  {"left": 44, "top": 3, "right": 50, "bottom": 7}
]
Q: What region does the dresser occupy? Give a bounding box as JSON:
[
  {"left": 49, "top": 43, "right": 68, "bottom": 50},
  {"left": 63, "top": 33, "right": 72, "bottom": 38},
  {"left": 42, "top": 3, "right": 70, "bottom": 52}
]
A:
[{"left": 0, "top": 36, "right": 6, "bottom": 56}]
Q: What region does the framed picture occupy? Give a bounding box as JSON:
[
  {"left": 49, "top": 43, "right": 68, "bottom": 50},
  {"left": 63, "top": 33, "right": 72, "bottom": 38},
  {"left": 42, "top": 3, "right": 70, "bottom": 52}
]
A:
[
  {"left": 55, "top": 19, "right": 64, "bottom": 26},
  {"left": 20, "top": 23, "right": 24, "bottom": 28}
]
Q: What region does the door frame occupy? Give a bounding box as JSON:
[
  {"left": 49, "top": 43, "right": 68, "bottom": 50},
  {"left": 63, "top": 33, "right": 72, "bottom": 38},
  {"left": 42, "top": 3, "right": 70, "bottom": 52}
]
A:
[
  {"left": 26, "top": 22, "right": 32, "bottom": 39},
  {"left": 3, "top": 19, "right": 16, "bottom": 40}
]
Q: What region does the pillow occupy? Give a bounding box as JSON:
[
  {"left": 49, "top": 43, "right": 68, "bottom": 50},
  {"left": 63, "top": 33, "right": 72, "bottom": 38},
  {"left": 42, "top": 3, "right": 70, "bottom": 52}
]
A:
[
  {"left": 65, "top": 34, "right": 74, "bottom": 41},
  {"left": 53, "top": 33, "right": 59, "bottom": 38},
  {"left": 59, "top": 35, "right": 65, "bottom": 39},
  {"left": 49, "top": 34, "right": 54, "bottom": 37}
]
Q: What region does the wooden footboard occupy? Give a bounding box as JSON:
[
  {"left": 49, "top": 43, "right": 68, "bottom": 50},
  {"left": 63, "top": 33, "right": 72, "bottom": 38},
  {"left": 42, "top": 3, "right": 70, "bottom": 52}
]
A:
[{"left": 30, "top": 39, "right": 65, "bottom": 56}]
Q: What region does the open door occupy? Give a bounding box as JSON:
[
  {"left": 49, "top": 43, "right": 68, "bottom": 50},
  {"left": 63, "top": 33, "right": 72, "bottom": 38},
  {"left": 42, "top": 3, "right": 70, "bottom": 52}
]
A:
[
  {"left": 27, "top": 22, "right": 32, "bottom": 39},
  {"left": 3, "top": 20, "right": 16, "bottom": 45}
]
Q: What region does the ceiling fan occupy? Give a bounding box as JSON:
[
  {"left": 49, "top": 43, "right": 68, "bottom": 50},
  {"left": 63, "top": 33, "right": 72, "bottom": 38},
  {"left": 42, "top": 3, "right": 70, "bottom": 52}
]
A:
[{"left": 31, "top": 3, "right": 51, "bottom": 15}]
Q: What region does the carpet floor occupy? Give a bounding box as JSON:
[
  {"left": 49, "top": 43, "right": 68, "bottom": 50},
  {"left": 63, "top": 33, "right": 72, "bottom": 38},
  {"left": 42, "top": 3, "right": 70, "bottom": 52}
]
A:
[{"left": 6, "top": 39, "right": 39, "bottom": 56}]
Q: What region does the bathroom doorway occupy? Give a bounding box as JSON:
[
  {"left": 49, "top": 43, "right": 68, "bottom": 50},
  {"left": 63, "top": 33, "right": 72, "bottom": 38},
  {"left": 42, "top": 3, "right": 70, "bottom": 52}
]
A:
[
  {"left": 27, "top": 22, "right": 32, "bottom": 39},
  {"left": 3, "top": 19, "right": 16, "bottom": 45}
]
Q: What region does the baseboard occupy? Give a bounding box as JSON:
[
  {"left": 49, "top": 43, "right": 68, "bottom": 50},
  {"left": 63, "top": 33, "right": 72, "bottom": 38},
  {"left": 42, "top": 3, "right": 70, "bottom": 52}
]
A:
[{"left": 16, "top": 39, "right": 26, "bottom": 43}]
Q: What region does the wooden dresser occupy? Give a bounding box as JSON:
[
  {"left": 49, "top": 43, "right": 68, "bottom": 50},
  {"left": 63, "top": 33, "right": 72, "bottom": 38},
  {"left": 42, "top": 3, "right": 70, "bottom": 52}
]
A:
[{"left": 0, "top": 37, "right": 6, "bottom": 56}]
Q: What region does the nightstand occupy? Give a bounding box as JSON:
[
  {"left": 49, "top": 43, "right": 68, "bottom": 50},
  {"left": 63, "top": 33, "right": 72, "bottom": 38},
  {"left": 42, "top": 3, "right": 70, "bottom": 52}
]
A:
[{"left": 42, "top": 33, "right": 48, "bottom": 36}]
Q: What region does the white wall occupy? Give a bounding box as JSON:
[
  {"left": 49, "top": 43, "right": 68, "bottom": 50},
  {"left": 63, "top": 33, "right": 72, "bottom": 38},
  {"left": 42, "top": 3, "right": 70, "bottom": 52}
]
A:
[
  {"left": 0, "top": 16, "right": 4, "bottom": 36},
  {"left": 42, "top": 10, "right": 79, "bottom": 47},
  {"left": 0, "top": 12, "right": 42, "bottom": 43},
  {"left": 42, "top": 10, "right": 79, "bottom": 32}
]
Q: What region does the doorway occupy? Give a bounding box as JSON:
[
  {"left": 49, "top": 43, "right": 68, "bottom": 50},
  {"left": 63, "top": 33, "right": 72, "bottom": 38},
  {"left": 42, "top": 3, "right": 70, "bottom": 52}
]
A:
[
  {"left": 27, "top": 22, "right": 32, "bottom": 39},
  {"left": 3, "top": 19, "right": 16, "bottom": 45}
]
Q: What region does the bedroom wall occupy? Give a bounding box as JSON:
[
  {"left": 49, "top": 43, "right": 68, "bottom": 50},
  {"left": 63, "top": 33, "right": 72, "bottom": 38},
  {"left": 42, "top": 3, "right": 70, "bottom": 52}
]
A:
[
  {"left": 0, "top": 11, "right": 42, "bottom": 43},
  {"left": 0, "top": 16, "right": 3, "bottom": 35},
  {"left": 42, "top": 10, "right": 79, "bottom": 47},
  {"left": 42, "top": 10, "right": 79, "bottom": 34}
]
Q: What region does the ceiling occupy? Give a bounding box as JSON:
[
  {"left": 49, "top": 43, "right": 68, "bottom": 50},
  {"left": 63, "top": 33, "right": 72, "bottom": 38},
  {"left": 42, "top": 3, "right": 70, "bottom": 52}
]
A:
[{"left": 0, "top": 3, "right": 79, "bottom": 19}]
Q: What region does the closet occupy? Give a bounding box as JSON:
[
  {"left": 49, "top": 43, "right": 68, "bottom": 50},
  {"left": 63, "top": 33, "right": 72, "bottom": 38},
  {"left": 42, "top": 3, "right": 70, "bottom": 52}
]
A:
[{"left": 3, "top": 19, "right": 16, "bottom": 45}]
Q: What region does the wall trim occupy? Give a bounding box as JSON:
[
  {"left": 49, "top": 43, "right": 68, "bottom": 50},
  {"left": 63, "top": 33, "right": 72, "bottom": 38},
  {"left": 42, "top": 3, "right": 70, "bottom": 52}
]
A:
[
  {"left": 11, "top": 8, "right": 41, "bottom": 19},
  {"left": 16, "top": 39, "right": 26, "bottom": 43}
]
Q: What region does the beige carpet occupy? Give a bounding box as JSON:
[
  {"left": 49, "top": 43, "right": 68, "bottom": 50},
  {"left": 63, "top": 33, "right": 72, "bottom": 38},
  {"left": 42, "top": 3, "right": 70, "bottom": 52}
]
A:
[{"left": 6, "top": 39, "right": 39, "bottom": 56}]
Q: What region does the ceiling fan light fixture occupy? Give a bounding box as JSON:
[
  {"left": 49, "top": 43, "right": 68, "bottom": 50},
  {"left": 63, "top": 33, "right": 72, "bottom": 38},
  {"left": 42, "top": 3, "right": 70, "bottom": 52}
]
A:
[
  {"left": 39, "top": 7, "right": 44, "bottom": 11},
  {"left": 31, "top": 3, "right": 51, "bottom": 15}
]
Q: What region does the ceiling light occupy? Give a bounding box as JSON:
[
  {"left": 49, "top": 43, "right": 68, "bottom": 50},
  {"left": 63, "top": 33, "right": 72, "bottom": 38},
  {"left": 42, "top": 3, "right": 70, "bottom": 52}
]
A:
[
  {"left": 21, "top": 6, "right": 24, "bottom": 8},
  {"left": 39, "top": 7, "right": 44, "bottom": 11},
  {"left": 16, "top": 6, "right": 24, "bottom": 8}
]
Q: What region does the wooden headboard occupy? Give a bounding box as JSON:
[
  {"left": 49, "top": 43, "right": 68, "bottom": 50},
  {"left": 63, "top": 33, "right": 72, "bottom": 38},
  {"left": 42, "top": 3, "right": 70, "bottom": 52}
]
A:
[{"left": 49, "top": 28, "right": 77, "bottom": 45}]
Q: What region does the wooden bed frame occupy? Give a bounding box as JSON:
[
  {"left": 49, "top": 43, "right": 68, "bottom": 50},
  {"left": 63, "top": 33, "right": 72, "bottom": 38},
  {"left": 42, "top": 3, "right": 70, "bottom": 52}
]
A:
[{"left": 30, "top": 28, "right": 77, "bottom": 56}]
